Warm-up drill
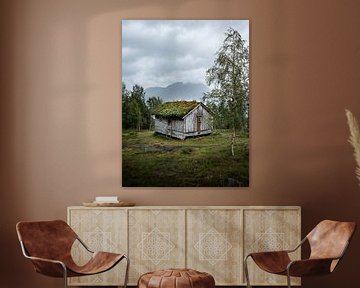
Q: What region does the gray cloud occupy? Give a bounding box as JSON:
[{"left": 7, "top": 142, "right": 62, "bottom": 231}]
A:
[{"left": 122, "top": 20, "right": 249, "bottom": 89}]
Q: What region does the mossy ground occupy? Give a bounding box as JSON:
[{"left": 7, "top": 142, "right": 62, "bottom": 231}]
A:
[{"left": 122, "top": 130, "right": 249, "bottom": 187}]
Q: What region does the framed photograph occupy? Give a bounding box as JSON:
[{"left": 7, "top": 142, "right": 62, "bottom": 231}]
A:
[{"left": 122, "top": 20, "right": 249, "bottom": 187}]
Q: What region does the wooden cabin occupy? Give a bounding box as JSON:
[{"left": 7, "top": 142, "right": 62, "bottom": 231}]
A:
[{"left": 154, "top": 101, "right": 213, "bottom": 140}]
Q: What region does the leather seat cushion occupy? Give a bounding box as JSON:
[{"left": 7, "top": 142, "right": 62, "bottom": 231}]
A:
[{"left": 138, "top": 268, "right": 215, "bottom": 288}]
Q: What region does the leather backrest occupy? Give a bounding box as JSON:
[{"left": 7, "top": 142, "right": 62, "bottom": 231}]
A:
[
  {"left": 307, "top": 220, "right": 356, "bottom": 260},
  {"left": 16, "top": 220, "right": 77, "bottom": 261}
]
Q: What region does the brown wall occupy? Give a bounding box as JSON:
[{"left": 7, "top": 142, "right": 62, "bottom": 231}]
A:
[{"left": 1, "top": 0, "right": 360, "bottom": 287}]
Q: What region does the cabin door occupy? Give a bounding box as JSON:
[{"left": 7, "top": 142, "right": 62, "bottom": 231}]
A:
[{"left": 196, "top": 116, "right": 202, "bottom": 131}]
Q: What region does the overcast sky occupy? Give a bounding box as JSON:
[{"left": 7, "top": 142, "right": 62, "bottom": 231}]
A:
[{"left": 122, "top": 20, "right": 249, "bottom": 89}]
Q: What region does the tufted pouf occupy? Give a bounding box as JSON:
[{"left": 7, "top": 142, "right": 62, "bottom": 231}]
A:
[{"left": 138, "top": 268, "right": 215, "bottom": 288}]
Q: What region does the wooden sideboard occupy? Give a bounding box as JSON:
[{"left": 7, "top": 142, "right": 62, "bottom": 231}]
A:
[{"left": 67, "top": 206, "right": 301, "bottom": 286}]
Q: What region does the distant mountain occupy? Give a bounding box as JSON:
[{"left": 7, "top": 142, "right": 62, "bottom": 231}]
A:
[{"left": 145, "top": 82, "right": 209, "bottom": 102}]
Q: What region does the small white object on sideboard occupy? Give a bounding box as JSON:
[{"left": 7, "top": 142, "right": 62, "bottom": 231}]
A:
[{"left": 67, "top": 206, "right": 301, "bottom": 286}]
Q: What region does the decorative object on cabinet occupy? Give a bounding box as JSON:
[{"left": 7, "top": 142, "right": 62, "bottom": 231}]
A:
[
  {"left": 68, "top": 206, "right": 300, "bottom": 286},
  {"left": 83, "top": 201, "right": 135, "bottom": 207},
  {"left": 138, "top": 268, "right": 215, "bottom": 288},
  {"left": 95, "top": 196, "right": 120, "bottom": 203},
  {"left": 122, "top": 20, "right": 250, "bottom": 187},
  {"left": 16, "top": 220, "right": 129, "bottom": 288},
  {"left": 244, "top": 220, "right": 356, "bottom": 288},
  {"left": 345, "top": 109, "right": 360, "bottom": 185},
  {"left": 82, "top": 196, "right": 135, "bottom": 207}
]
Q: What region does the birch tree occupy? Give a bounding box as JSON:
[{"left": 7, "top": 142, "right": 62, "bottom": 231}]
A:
[{"left": 204, "top": 28, "right": 249, "bottom": 134}]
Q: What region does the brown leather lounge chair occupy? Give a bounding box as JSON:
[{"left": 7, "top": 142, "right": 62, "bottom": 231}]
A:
[
  {"left": 16, "top": 220, "right": 129, "bottom": 288},
  {"left": 244, "top": 220, "right": 356, "bottom": 288}
]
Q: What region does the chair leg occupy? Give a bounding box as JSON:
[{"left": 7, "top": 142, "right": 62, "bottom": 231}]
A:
[
  {"left": 62, "top": 264, "right": 68, "bottom": 288},
  {"left": 286, "top": 270, "right": 291, "bottom": 288},
  {"left": 123, "top": 255, "right": 130, "bottom": 288},
  {"left": 244, "top": 255, "right": 252, "bottom": 288}
]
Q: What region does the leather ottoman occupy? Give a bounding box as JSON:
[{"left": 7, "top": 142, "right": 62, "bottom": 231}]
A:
[{"left": 138, "top": 268, "right": 215, "bottom": 288}]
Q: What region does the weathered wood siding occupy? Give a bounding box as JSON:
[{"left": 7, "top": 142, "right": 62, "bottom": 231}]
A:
[
  {"left": 154, "top": 104, "right": 212, "bottom": 140},
  {"left": 154, "top": 118, "right": 185, "bottom": 139},
  {"left": 154, "top": 118, "right": 169, "bottom": 135},
  {"left": 184, "top": 105, "right": 212, "bottom": 133}
]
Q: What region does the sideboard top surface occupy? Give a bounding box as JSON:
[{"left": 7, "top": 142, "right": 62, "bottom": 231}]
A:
[{"left": 68, "top": 205, "right": 301, "bottom": 210}]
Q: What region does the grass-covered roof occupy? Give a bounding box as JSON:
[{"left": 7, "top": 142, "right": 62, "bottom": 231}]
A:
[{"left": 154, "top": 101, "right": 199, "bottom": 119}]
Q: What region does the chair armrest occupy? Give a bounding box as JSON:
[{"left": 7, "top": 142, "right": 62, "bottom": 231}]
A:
[
  {"left": 25, "top": 255, "right": 64, "bottom": 265},
  {"left": 249, "top": 250, "right": 289, "bottom": 255},
  {"left": 285, "top": 237, "right": 307, "bottom": 253},
  {"left": 247, "top": 251, "right": 292, "bottom": 274},
  {"left": 76, "top": 236, "right": 94, "bottom": 253},
  {"left": 247, "top": 250, "right": 290, "bottom": 259},
  {"left": 287, "top": 258, "right": 335, "bottom": 277},
  {"left": 26, "top": 255, "right": 67, "bottom": 278},
  {"left": 19, "top": 240, "right": 67, "bottom": 277},
  {"left": 245, "top": 237, "right": 306, "bottom": 260},
  {"left": 245, "top": 237, "right": 306, "bottom": 259}
]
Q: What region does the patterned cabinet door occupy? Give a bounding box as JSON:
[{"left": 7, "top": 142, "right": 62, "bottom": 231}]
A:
[
  {"left": 244, "top": 209, "right": 301, "bottom": 286},
  {"left": 68, "top": 208, "right": 128, "bottom": 286},
  {"left": 128, "top": 209, "right": 186, "bottom": 284},
  {"left": 187, "top": 209, "right": 243, "bottom": 285}
]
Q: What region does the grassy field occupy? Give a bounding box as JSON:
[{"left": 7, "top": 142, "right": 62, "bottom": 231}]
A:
[{"left": 122, "top": 130, "right": 249, "bottom": 187}]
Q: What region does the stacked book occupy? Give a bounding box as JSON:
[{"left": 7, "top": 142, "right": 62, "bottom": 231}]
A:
[
  {"left": 93, "top": 196, "right": 119, "bottom": 204},
  {"left": 83, "top": 196, "right": 135, "bottom": 207}
]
